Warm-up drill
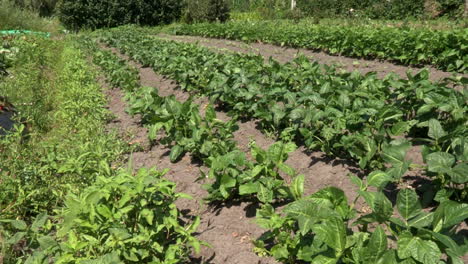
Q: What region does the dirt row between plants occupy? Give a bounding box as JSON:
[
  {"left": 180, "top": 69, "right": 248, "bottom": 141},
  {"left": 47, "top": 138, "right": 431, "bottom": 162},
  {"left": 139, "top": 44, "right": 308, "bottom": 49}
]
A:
[
  {"left": 158, "top": 34, "right": 467, "bottom": 83},
  {"left": 97, "top": 45, "right": 368, "bottom": 264}
]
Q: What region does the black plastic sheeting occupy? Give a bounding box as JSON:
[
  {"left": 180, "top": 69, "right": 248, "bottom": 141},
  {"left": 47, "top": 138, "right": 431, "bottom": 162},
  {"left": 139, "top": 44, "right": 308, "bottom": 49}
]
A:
[{"left": 0, "top": 110, "right": 15, "bottom": 136}]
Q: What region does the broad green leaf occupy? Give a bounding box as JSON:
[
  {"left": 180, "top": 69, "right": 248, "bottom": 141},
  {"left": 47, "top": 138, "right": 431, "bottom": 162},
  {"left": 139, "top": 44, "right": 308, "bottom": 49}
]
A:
[
  {"left": 428, "top": 119, "right": 446, "bottom": 140},
  {"left": 251, "top": 144, "right": 266, "bottom": 163},
  {"left": 382, "top": 141, "right": 411, "bottom": 162},
  {"left": 397, "top": 189, "right": 421, "bottom": 221},
  {"left": 309, "top": 187, "right": 349, "bottom": 218},
  {"left": 434, "top": 189, "right": 452, "bottom": 203},
  {"left": 251, "top": 165, "right": 264, "bottom": 177},
  {"left": 348, "top": 232, "right": 369, "bottom": 262},
  {"left": 257, "top": 184, "right": 273, "bottom": 203},
  {"left": 283, "top": 142, "right": 297, "bottom": 154},
  {"left": 377, "top": 250, "right": 398, "bottom": 264},
  {"left": 284, "top": 200, "right": 336, "bottom": 235},
  {"left": 6, "top": 232, "right": 26, "bottom": 244},
  {"left": 430, "top": 231, "right": 466, "bottom": 257},
  {"left": 271, "top": 244, "right": 290, "bottom": 260},
  {"left": 81, "top": 252, "right": 121, "bottom": 264},
  {"left": 289, "top": 174, "right": 304, "bottom": 200},
  {"left": 408, "top": 211, "right": 433, "bottom": 228},
  {"left": 432, "top": 201, "right": 468, "bottom": 231},
  {"left": 391, "top": 121, "right": 412, "bottom": 136},
  {"left": 389, "top": 217, "right": 407, "bottom": 227},
  {"left": 312, "top": 217, "right": 347, "bottom": 253},
  {"left": 239, "top": 182, "right": 259, "bottom": 195},
  {"left": 365, "top": 226, "right": 387, "bottom": 262},
  {"left": 386, "top": 159, "right": 411, "bottom": 180},
  {"left": 109, "top": 228, "right": 132, "bottom": 240},
  {"left": 124, "top": 251, "right": 139, "bottom": 261},
  {"left": 141, "top": 208, "right": 154, "bottom": 225},
  {"left": 448, "top": 163, "right": 468, "bottom": 184},
  {"left": 96, "top": 204, "right": 113, "bottom": 219},
  {"left": 290, "top": 108, "right": 305, "bottom": 121},
  {"left": 312, "top": 255, "right": 338, "bottom": 264},
  {"left": 350, "top": 176, "right": 366, "bottom": 192},
  {"left": 278, "top": 163, "right": 296, "bottom": 176},
  {"left": 148, "top": 123, "right": 163, "bottom": 141},
  {"left": 220, "top": 174, "right": 236, "bottom": 188},
  {"left": 372, "top": 192, "right": 393, "bottom": 223},
  {"left": 381, "top": 141, "right": 411, "bottom": 180},
  {"left": 426, "top": 152, "right": 455, "bottom": 174},
  {"left": 367, "top": 171, "right": 391, "bottom": 189},
  {"left": 169, "top": 145, "right": 184, "bottom": 163},
  {"left": 31, "top": 213, "right": 48, "bottom": 232},
  {"left": 11, "top": 220, "right": 27, "bottom": 230},
  {"left": 205, "top": 104, "right": 216, "bottom": 122},
  {"left": 271, "top": 106, "right": 286, "bottom": 126},
  {"left": 37, "top": 236, "right": 58, "bottom": 250},
  {"left": 397, "top": 234, "right": 441, "bottom": 264}
]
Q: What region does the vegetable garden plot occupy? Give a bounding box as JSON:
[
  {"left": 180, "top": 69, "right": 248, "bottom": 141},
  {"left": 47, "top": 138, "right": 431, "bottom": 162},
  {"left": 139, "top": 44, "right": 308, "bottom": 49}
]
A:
[
  {"left": 84, "top": 27, "right": 468, "bottom": 264},
  {"left": 169, "top": 21, "right": 468, "bottom": 73},
  {"left": 97, "top": 27, "right": 467, "bottom": 178},
  {"left": 159, "top": 34, "right": 466, "bottom": 82}
]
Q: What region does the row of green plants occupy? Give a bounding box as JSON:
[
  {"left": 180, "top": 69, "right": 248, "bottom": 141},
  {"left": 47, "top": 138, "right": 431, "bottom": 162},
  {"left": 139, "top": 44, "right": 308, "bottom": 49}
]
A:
[
  {"left": 169, "top": 20, "right": 468, "bottom": 73},
  {"left": 98, "top": 26, "right": 467, "bottom": 199},
  {"left": 93, "top": 27, "right": 468, "bottom": 263},
  {"left": 88, "top": 38, "right": 303, "bottom": 204},
  {"left": 0, "top": 36, "right": 201, "bottom": 263}
]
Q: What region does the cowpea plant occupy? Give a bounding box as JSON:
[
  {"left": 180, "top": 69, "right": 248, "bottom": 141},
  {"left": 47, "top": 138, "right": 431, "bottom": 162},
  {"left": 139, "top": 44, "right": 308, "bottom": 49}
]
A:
[
  {"left": 203, "top": 141, "right": 302, "bottom": 203},
  {"left": 16, "top": 168, "right": 202, "bottom": 264},
  {"left": 254, "top": 170, "right": 468, "bottom": 264},
  {"left": 127, "top": 86, "right": 239, "bottom": 162}
]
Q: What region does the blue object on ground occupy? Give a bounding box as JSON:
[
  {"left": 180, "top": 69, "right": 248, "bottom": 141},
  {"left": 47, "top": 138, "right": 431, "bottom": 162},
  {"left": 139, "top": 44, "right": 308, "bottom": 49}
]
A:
[{"left": 0, "top": 30, "right": 50, "bottom": 38}]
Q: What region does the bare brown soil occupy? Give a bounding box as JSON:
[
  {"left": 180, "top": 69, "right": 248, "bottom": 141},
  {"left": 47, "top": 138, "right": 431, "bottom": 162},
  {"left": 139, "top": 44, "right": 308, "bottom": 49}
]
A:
[{"left": 158, "top": 34, "right": 467, "bottom": 82}]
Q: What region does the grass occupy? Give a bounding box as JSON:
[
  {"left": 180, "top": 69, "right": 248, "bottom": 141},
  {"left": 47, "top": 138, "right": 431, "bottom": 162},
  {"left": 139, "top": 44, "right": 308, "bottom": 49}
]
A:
[
  {"left": 0, "top": 0, "right": 61, "bottom": 33},
  {"left": 0, "top": 35, "right": 128, "bottom": 262}
]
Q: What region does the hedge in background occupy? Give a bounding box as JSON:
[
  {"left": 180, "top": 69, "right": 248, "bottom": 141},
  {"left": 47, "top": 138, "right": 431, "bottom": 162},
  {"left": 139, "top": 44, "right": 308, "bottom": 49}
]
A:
[
  {"left": 228, "top": 0, "right": 465, "bottom": 19},
  {"left": 183, "top": 0, "right": 230, "bottom": 23},
  {"left": 58, "top": 0, "right": 183, "bottom": 30},
  {"left": 296, "top": 0, "right": 426, "bottom": 19}
]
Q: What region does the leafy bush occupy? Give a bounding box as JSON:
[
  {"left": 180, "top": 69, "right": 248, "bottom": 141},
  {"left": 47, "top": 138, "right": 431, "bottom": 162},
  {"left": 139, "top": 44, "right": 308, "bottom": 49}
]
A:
[
  {"left": 12, "top": 0, "right": 58, "bottom": 17},
  {"left": 1, "top": 169, "right": 202, "bottom": 263},
  {"left": 436, "top": 0, "right": 465, "bottom": 17},
  {"left": 296, "top": 0, "right": 425, "bottom": 19},
  {"left": 53, "top": 168, "right": 201, "bottom": 263},
  {"left": 57, "top": 0, "right": 183, "bottom": 30},
  {"left": 204, "top": 141, "right": 301, "bottom": 203},
  {"left": 183, "top": 0, "right": 230, "bottom": 23},
  {"left": 255, "top": 177, "right": 468, "bottom": 263}
]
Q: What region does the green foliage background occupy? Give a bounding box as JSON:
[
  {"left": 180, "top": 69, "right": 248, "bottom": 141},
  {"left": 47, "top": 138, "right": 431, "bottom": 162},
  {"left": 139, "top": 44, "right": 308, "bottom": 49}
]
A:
[
  {"left": 183, "top": 0, "right": 231, "bottom": 23},
  {"left": 228, "top": 0, "right": 466, "bottom": 19},
  {"left": 57, "top": 0, "right": 183, "bottom": 30},
  {"left": 0, "top": 0, "right": 59, "bottom": 32}
]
